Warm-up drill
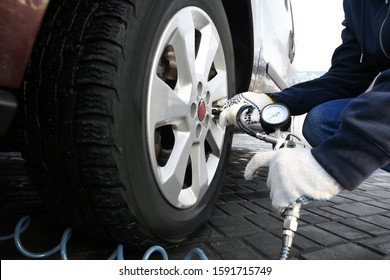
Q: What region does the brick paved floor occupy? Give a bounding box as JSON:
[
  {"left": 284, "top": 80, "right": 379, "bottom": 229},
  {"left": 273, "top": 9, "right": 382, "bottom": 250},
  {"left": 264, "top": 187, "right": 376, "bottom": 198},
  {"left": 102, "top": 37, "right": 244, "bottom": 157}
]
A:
[{"left": 1, "top": 133, "right": 390, "bottom": 260}]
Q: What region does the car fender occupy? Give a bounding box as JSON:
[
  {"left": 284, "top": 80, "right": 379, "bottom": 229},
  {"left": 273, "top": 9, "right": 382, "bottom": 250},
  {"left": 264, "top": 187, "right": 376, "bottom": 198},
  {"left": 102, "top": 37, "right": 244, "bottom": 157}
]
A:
[
  {"left": 249, "top": 0, "right": 296, "bottom": 92},
  {"left": 0, "top": 0, "right": 50, "bottom": 89}
]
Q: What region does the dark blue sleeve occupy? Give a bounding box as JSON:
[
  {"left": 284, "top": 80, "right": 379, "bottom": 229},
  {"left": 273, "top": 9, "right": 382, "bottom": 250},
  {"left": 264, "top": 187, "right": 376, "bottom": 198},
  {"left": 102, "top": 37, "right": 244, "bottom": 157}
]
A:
[
  {"left": 312, "top": 68, "right": 390, "bottom": 190},
  {"left": 270, "top": 1, "right": 379, "bottom": 115}
]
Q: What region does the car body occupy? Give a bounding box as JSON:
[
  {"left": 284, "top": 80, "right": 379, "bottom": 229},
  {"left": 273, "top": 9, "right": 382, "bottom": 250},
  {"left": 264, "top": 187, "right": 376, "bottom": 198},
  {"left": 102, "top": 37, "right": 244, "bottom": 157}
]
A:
[
  {"left": 0, "top": 0, "right": 296, "bottom": 245},
  {"left": 0, "top": 0, "right": 49, "bottom": 138}
]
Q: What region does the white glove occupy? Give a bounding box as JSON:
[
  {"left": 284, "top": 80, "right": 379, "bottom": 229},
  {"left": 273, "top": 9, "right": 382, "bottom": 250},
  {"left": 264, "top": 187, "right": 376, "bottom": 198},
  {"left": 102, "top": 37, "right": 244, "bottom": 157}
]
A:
[
  {"left": 244, "top": 148, "right": 343, "bottom": 213},
  {"left": 219, "top": 92, "right": 273, "bottom": 127}
]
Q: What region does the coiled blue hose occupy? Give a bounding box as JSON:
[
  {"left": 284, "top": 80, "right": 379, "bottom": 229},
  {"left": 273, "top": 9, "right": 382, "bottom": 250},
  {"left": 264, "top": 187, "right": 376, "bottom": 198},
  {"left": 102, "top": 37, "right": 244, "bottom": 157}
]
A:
[
  {"left": 142, "top": 246, "right": 208, "bottom": 260},
  {"left": 279, "top": 246, "right": 290, "bottom": 260},
  {"left": 0, "top": 215, "right": 207, "bottom": 260}
]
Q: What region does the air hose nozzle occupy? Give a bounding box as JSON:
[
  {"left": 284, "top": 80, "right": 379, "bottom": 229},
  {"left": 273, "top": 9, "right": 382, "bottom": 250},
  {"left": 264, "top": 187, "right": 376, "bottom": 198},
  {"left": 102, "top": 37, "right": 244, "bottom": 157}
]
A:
[{"left": 279, "top": 204, "right": 301, "bottom": 260}]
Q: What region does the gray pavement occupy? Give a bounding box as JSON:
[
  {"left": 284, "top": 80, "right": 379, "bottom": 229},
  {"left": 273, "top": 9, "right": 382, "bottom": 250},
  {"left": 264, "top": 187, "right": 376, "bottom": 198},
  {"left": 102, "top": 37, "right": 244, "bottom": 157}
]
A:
[{"left": 1, "top": 133, "right": 390, "bottom": 260}]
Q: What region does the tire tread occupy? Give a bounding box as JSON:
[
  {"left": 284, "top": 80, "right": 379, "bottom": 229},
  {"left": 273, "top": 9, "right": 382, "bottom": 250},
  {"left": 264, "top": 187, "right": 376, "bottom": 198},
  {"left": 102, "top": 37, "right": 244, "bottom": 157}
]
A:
[{"left": 22, "top": 0, "right": 147, "bottom": 244}]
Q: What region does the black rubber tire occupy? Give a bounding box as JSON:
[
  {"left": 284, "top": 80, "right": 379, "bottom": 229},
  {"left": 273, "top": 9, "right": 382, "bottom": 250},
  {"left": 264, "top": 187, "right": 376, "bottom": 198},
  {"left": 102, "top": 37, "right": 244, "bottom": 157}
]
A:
[{"left": 22, "top": 0, "right": 235, "bottom": 245}]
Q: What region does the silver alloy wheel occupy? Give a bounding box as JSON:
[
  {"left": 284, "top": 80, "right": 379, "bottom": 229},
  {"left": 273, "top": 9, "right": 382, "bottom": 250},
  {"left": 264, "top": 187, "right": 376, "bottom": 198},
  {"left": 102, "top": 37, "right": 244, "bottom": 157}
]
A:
[{"left": 147, "top": 6, "right": 228, "bottom": 209}]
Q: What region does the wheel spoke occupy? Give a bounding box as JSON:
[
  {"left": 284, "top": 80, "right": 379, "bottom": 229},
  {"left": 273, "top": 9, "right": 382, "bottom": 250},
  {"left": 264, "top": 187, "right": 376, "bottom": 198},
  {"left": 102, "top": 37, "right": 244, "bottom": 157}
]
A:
[
  {"left": 171, "top": 10, "right": 197, "bottom": 91},
  {"left": 191, "top": 143, "right": 209, "bottom": 195},
  {"left": 159, "top": 131, "right": 193, "bottom": 202},
  {"left": 206, "top": 121, "right": 225, "bottom": 157},
  {"left": 149, "top": 75, "right": 188, "bottom": 127},
  {"left": 196, "top": 24, "right": 220, "bottom": 79},
  {"left": 208, "top": 71, "right": 228, "bottom": 103}
]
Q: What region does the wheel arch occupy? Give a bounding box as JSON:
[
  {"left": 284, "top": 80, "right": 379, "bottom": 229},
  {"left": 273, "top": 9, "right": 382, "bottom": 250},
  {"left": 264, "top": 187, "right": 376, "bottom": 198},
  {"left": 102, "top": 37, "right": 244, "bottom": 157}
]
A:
[
  {"left": 0, "top": 0, "right": 51, "bottom": 89},
  {"left": 221, "top": 0, "right": 254, "bottom": 93}
]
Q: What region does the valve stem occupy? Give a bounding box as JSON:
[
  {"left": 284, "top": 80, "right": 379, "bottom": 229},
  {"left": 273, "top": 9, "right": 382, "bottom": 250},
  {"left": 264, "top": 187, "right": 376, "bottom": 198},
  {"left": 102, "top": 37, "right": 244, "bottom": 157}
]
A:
[{"left": 212, "top": 106, "right": 223, "bottom": 119}]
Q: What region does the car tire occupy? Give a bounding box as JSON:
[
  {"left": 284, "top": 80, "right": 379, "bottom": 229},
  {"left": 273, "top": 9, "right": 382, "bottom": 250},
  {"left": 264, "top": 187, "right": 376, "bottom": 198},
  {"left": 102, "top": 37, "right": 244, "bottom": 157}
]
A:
[{"left": 22, "top": 0, "right": 234, "bottom": 245}]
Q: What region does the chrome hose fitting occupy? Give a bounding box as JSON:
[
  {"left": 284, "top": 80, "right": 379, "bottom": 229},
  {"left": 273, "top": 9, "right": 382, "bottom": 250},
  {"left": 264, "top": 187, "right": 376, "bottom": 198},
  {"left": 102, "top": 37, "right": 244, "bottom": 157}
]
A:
[{"left": 279, "top": 204, "right": 301, "bottom": 260}]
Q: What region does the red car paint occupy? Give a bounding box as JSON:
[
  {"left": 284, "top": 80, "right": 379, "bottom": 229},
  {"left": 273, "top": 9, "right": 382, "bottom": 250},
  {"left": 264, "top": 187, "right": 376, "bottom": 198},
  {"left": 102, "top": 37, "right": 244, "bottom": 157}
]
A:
[{"left": 0, "top": 0, "right": 50, "bottom": 89}]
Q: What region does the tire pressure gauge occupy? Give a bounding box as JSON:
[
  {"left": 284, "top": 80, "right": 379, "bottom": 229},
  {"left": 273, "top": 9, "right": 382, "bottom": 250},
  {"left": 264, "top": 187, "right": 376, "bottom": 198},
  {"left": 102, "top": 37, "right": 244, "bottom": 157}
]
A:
[{"left": 260, "top": 103, "right": 291, "bottom": 134}]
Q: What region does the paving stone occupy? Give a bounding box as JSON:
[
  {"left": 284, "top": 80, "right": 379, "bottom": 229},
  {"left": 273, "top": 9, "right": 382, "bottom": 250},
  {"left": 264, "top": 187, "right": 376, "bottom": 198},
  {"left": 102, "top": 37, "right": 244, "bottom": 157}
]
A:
[
  {"left": 299, "top": 210, "right": 331, "bottom": 224},
  {"left": 218, "top": 193, "right": 245, "bottom": 203},
  {"left": 363, "top": 200, "right": 390, "bottom": 210},
  {"left": 208, "top": 216, "right": 260, "bottom": 237},
  {"left": 381, "top": 198, "right": 390, "bottom": 205},
  {"left": 301, "top": 200, "right": 334, "bottom": 209},
  {"left": 383, "top": 212, "right": 390, "bottom": 218},
  {"left": 292, "top": 234, "right": 322, "bottom": 251},
  {"left": 336, "top": 192, "right": 372, "bottom": 202},
  {"left": 242, "top": 232, "right": 279, "bottom": 260},
  {"left": 238, "top": 201, "right": 269, "bottom": 214},
  {"left": 243, "top": 232, "right": 299, "bottom": 260},
  {"left": 318, "top": 206, "right": 357, "bottom": 218},
  {"left": 245, "top": 214, "right": 283, "bottom": 232},
  {"left": 358, "top": 235, "right": 390, "bottom": 256},
  {"left": 355, "top": 183, "right": 385, "bottom": 192},
  {"left": 329, "top": 195, "right": 357, "bottom": 204},
  {"left": 186, "top": 224, "right": 223, "bottom": 244},
  {"left": 217, "top": 203, "right": 253, "bottom": 216},
  {"left": 241, "top": 180, "right": 269, "bottom": 192},
  {"left": 209, "top": 239, "right": 263, "bottom": 260},
  {"left": 301, "top": 243, "right": 384, "bottom": 260},
  {"left": 224, "top": 184, "right": 253, "bottom": 193},
  {"left": 305, "top": 208, "right": 345, "bottom": 221},
  {"left": 339, "top": 218, "right": 390, "bottom": 236},
  {"left": 359, "top": 215, "right": 390, "bottom": 230},
  {"left": 167, "top": 243, "right": 218, "bottom": 260},
  {"left": 363, "top": 190, "right": 390, "bottom": 200},
  {"left": 298, "top": 225, "right": 345, "bottom": 246},
  {"left": 266, "top": 212, "right": 284, "bottom": 222},
  {"left": 228, "top": 175, "right": 268, "bottom": 191},
  {"left": 225, "top": 171, "right": 244, "bottom": 179},
  {"left": 253, "top": 200, "right": 274, "bottom": 212},
  {"left": 236, "top": 191, "right": 270, "bottom": 201},
  {"left": 332, "top": 202, "right": 387, "bottom": 216},
  {"left": 316, "top": 222, "right": 369, "bottom": 240}
]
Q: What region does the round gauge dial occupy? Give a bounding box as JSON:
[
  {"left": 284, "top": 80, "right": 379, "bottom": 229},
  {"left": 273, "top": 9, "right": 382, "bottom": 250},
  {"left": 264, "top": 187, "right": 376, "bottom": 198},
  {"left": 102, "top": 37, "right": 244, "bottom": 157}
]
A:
[
  {"left": 260, "top": 103, "right": 291, "bottom": 133},
  {"left": 261, "top": 103, "right": 290, "bottom": 125}
]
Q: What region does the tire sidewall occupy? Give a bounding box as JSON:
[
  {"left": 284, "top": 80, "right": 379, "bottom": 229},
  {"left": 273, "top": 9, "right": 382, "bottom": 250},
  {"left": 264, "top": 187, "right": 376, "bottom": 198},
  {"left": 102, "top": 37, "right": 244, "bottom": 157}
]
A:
[{"left": 118, "top": 0, "right": 235, "bottom": 241}]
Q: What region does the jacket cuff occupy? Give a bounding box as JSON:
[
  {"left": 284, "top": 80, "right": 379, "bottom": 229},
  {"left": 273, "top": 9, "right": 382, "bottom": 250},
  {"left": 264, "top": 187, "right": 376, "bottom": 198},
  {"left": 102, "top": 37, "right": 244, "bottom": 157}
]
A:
[{"left": 311, "top": 125, "right": 388, "bottom": 191}]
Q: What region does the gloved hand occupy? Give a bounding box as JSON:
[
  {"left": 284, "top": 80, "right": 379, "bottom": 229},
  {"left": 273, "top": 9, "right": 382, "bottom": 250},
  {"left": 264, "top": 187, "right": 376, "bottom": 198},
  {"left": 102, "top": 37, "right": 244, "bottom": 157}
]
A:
[
  {"left": 244, "top": 147, "right": 343, "bottom": 214},
  {"left": 219, "top": 92, "right": 273, "bottom": 127}
]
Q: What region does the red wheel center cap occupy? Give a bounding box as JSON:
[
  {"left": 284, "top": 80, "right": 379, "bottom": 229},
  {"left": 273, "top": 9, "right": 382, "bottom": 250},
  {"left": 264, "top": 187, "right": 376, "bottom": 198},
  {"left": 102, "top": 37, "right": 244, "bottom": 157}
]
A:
[{"left": 198, "top": 100, "right": 206, "bottom": 121}]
